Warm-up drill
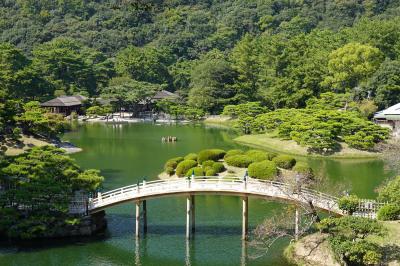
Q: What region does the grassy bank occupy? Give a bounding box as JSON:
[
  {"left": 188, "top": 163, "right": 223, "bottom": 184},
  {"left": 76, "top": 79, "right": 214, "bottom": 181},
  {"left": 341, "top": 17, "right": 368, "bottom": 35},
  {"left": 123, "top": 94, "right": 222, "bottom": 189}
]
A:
[
  {"left": 234, "top": 133, "right": 380, "bottom": 159},
  {"left": 5, "top": 135, "right": 82, "bottom": 156},
  {"left": 203, "top": 116, "right": 235, "bottom": 128},
  {"left": 5, "top": 135, "right": 51, "bottom": 156}
]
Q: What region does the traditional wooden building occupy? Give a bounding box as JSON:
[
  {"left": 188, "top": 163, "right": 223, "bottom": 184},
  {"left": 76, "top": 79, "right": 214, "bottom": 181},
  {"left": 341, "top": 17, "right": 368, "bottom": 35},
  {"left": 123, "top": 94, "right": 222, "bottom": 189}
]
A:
[
  {"left": 374, "top": 103, "right": 400, "bottom": 137},
  {"left": 41, "top": 95, "right": 87, "bottom": 116},
  {"left": 152, "top": 90, "right": 179, "bottom": 102}
]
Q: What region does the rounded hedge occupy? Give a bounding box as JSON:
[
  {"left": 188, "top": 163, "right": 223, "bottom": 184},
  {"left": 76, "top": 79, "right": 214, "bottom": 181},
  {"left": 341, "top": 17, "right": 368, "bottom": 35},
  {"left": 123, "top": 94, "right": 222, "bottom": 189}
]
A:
[
  {"left": 202, "top": 160, "right": 215, "bottom": 168},
  {"left": 245, "top": 150, "right": 268, "bottom": 162},
  {"left": 176, "top": 160, "right": 198, "bottom": 177},
  {"left": 212, "top": 162, "right": 225, "bottom": 173},
  {"left": 267, "top": 152, "right": 278, "bottom": 160},
  {"left": 197, "top": 149, "right": 226, "bottom": 164},
  {"left": 225, "top": 155, "right": 253, "bottom": 168},
  {"left": 272, "top": 155, "right": 296, "bottom": 169},
  {"left": 377, "top": 204, "right": 400, "bottom": 221},
  {"left": 165, "top": 166, "right": 175, "bottom": 176},
  {"left": 224, "top": 149, "right": 244, "bottom": 159},
  {"left": 164, "top": 156, "right": 184, "bottom": 170},
  {"left": 248, "top": 160, "right": 277, "bottom": 180},
  {"left": 205, "top": 168, "right": 218, "bottom": 176},
  {"left": 293, "top": 162, "right": 314, "bottom": 179},
  {"left": 184, "top": 153, "right": 198, "bottom": 161},
  {"left": 186, "top": 167, "right": 205, "bottom": 177}
]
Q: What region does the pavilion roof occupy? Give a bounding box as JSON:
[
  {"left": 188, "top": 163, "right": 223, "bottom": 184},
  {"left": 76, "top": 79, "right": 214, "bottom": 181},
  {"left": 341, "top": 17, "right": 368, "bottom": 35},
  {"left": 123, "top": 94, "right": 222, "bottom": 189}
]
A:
[
  {"left": 152, "top": 90, "right": 178, "bottom": 100},
  {"left": 41, "top": 95, "right": 87, "bottom": 107},
  {"left": 374, "top": 103, "right": 400, "bottom": 120}
]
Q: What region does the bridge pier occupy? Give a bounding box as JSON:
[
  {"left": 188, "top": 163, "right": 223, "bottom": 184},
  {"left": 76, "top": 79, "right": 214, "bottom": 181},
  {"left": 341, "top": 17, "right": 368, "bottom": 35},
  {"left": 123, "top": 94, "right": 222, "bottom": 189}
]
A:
[
  {"left": 242, "top": 196, "right": 248, "bottom": 239},
  {"left": 191, "top": 195, "right": 195, "bottom": 234},
  {"left": 143, "top": 200, "right": 147, "bottom": 234},
  {"left": 186, "top": 195, "right": 195, "bottom": 239},
  {"left": 135, "top": 200, "right": 140, "bottom": 238}
]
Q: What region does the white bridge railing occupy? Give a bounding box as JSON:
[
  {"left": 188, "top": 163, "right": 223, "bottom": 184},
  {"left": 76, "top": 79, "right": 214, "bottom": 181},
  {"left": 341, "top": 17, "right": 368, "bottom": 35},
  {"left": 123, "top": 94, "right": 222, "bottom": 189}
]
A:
[{"left": 87, "top": 177, "right": 383, "bottom": 218}]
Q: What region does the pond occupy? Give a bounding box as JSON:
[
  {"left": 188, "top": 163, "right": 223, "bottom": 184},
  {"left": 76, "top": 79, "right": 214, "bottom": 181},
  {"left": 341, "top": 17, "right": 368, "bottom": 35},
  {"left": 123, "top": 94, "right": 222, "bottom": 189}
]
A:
[{"left": 0, "top": 123, "right": 390, "bottom": 266}]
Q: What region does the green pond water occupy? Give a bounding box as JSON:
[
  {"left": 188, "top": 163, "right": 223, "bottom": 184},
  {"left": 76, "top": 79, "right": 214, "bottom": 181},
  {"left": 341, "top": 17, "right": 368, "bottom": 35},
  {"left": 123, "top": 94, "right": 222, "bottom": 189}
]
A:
[{"left": 0, "top": 123, "right": 390, "bottom": 266}]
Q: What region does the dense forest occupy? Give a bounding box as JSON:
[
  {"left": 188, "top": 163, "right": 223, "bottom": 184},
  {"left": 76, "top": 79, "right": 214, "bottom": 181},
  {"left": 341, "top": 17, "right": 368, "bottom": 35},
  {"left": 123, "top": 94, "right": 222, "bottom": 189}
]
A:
[{"left": 1, "top": 0, "right": 400, "bottom": 112}]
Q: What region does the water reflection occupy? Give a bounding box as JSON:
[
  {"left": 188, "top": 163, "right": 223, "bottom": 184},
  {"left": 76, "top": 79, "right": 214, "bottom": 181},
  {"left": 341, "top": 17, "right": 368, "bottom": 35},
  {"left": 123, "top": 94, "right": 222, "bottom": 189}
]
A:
[
  {"left": 135, "top": 237, "right": 141, "bottom": 266},
  {"left": 185, "top": 240, "right": 191, "bottom": 266},
  {"left": 241, "top": 240, "right": 247, "bottom": 266}
]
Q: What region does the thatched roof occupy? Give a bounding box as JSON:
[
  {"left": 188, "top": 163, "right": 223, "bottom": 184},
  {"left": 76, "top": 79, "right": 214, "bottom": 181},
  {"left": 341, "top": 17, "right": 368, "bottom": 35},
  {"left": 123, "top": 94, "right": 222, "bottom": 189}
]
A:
[
  {"left": 41, "top": 96, "right": 87, "bottom": 107},
  {"left": 152, "top": 90, "right": 178, "bottom": 100}
]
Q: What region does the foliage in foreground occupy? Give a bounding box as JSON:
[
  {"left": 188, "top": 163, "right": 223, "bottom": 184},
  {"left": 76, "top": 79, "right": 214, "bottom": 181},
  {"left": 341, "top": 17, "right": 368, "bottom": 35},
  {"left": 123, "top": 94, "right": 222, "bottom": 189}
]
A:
[
  {"left": 0, "top": 146, "right": 104, "bottom": 239},
  {"left": 317, "top": 216, "right": 384, "bottom": 265},
  {"left": 377, "top": 175, "right": 400, "bottom": 220}
]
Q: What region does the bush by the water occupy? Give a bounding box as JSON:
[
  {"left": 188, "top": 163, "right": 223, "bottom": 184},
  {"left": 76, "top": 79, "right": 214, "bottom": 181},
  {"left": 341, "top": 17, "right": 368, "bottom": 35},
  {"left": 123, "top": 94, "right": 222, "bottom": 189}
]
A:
[
  {"left": 205, "top": 168, "right": 218, "bottom": 176},
  {"left": 293, "top": 162, "right": 314, "bottom": 178},
  {"left": 267, "top": 152, "right": 277, "bottom": 160},
  {"left": 225, "top": 155, "right": 253, "bottom": 168},
  {"left": 176, "top": 160, "right": 198, "bottom": 177},
  {"left": 186, "top": 167, "right": 205, "bottom": 177},
  {"left": 245, "top": 150, "right": 268, "bottom": 162},
  {"left": 338, "top": 195, "right": 360, "bottom": 214},
  {"left": 377, "top": 204, "right": 400, "bottom": 221},
  {"left": 212, "top": 162, "right": 225, "bottom": 173},
  {"left": 165, "top": 166, "right": 175, "bottom": 176},
  {"left": 248, "top": 160, "right": 277, "bottom": 180},
  {"left": 202, "top": 160, "right": 215, "bottom": 168},
  {"left": 224, "top": 149, "right": 244, "bottom": 159},
  {"left": 272, "top": 155, "right": 296, "bottom": 169},
  {"left": 197, "top": 149, "right": 226, "bottom": 163},
  {"left": 184, "top": 153, "right": 198, "bottom": 161},
  {"left": 164, "top": 157, "right": 184, "bottom": 170}
]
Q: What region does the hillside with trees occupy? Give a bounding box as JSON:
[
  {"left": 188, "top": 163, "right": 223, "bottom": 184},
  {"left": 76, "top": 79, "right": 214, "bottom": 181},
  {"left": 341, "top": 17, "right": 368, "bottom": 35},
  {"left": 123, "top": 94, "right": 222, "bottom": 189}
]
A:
[{"left": 1, "top": 0, "right": 399, "bottom": 110}]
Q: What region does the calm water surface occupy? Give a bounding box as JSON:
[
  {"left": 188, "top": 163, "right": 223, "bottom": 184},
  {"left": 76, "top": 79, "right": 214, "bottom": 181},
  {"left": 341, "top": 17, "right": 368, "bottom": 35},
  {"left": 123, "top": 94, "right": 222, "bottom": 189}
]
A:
[{"left": 0, "top": 123, "right": 389, "bottom": 266}]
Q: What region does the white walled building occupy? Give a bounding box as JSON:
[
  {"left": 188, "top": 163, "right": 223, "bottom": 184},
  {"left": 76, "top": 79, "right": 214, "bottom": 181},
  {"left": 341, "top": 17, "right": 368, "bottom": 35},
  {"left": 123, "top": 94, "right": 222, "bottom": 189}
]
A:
[{"left": 374, "top": 103, "right": 400, "bottom": 138}]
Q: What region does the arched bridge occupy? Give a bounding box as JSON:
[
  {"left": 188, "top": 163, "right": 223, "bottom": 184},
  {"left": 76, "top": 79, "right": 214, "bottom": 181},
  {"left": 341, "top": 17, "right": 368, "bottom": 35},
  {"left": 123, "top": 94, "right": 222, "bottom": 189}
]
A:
[{"left": 84, "top": 177, "right": 383, "bottom": 239}]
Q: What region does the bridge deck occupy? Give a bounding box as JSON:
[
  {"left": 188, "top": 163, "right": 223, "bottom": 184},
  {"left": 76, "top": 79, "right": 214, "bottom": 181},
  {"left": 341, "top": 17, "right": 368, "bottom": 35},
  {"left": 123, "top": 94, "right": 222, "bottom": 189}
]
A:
[{"left": 87, "top": 177, "right": 383, "bottom": 219}]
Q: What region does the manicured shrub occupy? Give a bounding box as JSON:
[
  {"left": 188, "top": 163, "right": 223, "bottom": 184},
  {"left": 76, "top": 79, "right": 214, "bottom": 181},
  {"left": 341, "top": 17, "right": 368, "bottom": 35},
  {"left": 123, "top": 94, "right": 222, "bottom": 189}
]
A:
[
  {"left": 184, "top": 153, "right": 198, "bottom": 161},
  {"left": 293, "top": 162, "right": 314, "bottom": 179},
  {"left": 338, "top": 195, "right": 359, "bottom": 214},
  {"left": 176, "top": 160, "right": 198, "bottom": 177},
  {"left": 248, "top": 160, "right": 277, "bottom": 180},
  {"left": 186, "top": 167, "right": 205, "bottom": 177},
  {"left": 202, "top": 160, "right": 215, "bottom": 168},
  {"left": 197, "top": 149, "right": 226, "bottom": 163},
  {"left": 212, "top": 162, "right": 225, "bottom": 173},
  {"left": 245, "top": 149, "right": 268, "bottom": 162},
  {"left": 377, "top": 204, "right": 400, "bottom": 221},
  {"left": 224, "top": 149, "right": 244, "bottom": 159},
  {"left": 225, "top": 155, "right": 253, "bottom": 168},
  {"left": 267, "top": 152, "right": 277, "bottom": 160},
  {"left": 272, "top": 155, "right": 296, "bottom": 169},
  {"left": 205, "top": 168, "right": 218, "bottom": 176},
  {"left": 165, "top": 167, "right": 175, "bottom": 176},
  {"left": 164, "top": 157, "right": 184, "bottom": 170}
]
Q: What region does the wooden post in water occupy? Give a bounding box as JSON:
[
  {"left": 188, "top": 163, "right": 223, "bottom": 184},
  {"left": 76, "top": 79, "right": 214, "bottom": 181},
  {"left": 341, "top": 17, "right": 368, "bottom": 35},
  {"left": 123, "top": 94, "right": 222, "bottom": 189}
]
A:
[
  {"left": 191, "top": 195, "right": 195, "bottom": 234},
  {"left": 135, "top": 201, "right": 140, "bottom": 238},
  {"left": 143, "top": 200, "right": 147, "bottom": 234},
  {"left": 242, "top": 196, "right": 248, "bottom": 239},
  {"left": 186, "top": 195, "right": 192, "bottom": 239}
]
